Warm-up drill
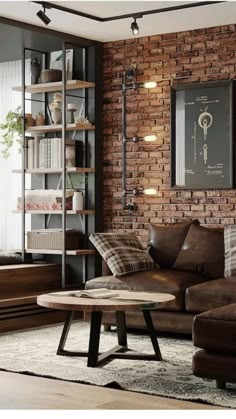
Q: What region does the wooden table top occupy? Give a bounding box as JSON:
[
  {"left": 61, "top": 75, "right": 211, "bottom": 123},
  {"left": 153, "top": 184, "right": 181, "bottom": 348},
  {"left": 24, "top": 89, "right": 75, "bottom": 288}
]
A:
[{"left": 37, "top": 290, "right": 175, "bottom": 312}]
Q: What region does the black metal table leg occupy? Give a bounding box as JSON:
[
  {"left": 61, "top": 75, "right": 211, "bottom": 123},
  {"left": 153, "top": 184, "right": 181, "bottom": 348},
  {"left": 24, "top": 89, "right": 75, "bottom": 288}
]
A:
[
  {"left": 87, "top": 311, "right": 102, "bottom": 367},
  {"left": 57, "top": 311, "right": 74, "bottom": 355},
  {"left": 142, "top": 310, "right": 162, "bottom": 361},
  {"left": 116, "top": 311, "right": 127, "bottom": 347}
]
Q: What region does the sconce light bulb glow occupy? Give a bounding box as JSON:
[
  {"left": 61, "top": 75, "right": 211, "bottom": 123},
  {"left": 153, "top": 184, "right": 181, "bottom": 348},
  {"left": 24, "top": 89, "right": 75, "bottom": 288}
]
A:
[
  {"left": 143, "top": 135, "right": 157, "bottom": 142},
  {"left": 143, "top": 81, "right": 157, "bottom": 89},
  {"left": 143, "top": 188, "right": 157, "bottom": 195}
]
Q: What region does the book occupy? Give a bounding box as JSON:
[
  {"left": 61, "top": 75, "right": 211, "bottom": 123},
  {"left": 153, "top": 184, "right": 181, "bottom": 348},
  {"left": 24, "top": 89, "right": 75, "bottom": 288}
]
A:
[
  {"left": 74, "top": 288, "right": 119, "bottom": 299},
  {"left": 50, "top": 288, "right": 119, "bottom": 299}
]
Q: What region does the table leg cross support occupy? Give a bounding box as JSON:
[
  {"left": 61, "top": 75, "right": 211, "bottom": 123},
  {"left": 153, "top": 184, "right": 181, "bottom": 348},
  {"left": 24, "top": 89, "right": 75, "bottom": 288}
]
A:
[{"left": 57, "top": 309, "right": 163, "bottom": 367}]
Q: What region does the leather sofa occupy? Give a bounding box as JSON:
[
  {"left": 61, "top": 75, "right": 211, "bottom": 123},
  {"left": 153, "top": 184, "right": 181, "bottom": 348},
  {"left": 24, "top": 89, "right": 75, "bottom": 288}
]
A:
[
  {"left": 192, "top": 303, "right": 236, "bottom": 389},
  {"left": 86, "top": 220, "right": 236, "bottom": 335}
]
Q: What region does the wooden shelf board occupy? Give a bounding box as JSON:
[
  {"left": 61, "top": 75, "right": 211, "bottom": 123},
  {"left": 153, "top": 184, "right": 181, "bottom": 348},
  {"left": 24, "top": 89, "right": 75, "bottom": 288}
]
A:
[
  {"left": 12, "top": 79, "right": 95, "bottom": 93},
  {"left": 26, "top": 123, "right": 95, "bottom": 134},
  {"left": 24, "top": 249, "right": 95, "bottom": 255},
  {"left": 13, "top": 210, "right": 95, "bottom": 215},
  {"left": 12, "top": 167, "right": 95, "bottom": 174}
]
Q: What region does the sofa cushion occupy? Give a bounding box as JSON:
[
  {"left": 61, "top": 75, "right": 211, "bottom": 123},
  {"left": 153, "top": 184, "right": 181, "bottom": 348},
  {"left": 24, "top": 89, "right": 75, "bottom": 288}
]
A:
[
  {"left": 173, "top": 223, "right": 224, "bottom": 279},
  {"left": 193, "top": 303, "right": 236, "bottom": 355},
  {"left": 186, "top": 277, "right": 236, "bottom": 313},
  {"left": 89, "top": 232, "right": 156, "bottom": 277},
  {"left": 86, "top": 268, "right": 207, "bottom": 311},
  {"left": 224, "top": 225, "right": 236, "bottom": 277},
  {"left": 148, "top": 219, "right": 198, "bottom": 268},
  {"left": 0, "top": 252, "right": 21, "bottom": 265}
]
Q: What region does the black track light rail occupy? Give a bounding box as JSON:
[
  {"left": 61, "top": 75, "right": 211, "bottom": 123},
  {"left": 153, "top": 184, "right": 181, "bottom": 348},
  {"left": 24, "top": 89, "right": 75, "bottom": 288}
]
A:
[{"left": 32, "top": 1, "right": 225, "bottom": 23}]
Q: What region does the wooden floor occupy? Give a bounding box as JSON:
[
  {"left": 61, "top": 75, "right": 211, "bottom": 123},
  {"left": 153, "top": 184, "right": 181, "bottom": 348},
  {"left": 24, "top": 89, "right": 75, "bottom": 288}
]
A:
[{"left": 0, "top": 371, "right": 222, "bottom": 410}]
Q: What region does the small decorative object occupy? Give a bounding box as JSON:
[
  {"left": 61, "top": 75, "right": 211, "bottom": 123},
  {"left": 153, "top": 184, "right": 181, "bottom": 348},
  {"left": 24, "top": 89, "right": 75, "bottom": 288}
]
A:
[
  {"left": 67, "top": 103, "right": 77, "bottom": 124},
  {"left": 41, "top": 69, "right": 62, "bottom": 83},
  {"left": 75, "top": 115, "right": 91, "bottom": 126},
  {"left": 35, "top": 113, "right": 45, "bottom": 126},
  {"left": 65, "top": 145, "right": 75, "bottom": 167},
  {"left": 25, "top": 113, "right": 35, "bottom": 128},
  {"left": 31, "top": 58, "right": 41, "bottom": 84},
  {"left": 72, "top": 191, "right": 83, "bottom": 211},
  {"left": 49, "top": 93, "right": 62, "bottom": 124}
]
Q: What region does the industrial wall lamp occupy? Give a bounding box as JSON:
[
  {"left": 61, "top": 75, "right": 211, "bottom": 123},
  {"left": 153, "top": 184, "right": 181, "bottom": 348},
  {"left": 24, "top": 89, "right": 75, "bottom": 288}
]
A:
[{"left": 122, "top": 67, "right": 158, "bottom": 213}]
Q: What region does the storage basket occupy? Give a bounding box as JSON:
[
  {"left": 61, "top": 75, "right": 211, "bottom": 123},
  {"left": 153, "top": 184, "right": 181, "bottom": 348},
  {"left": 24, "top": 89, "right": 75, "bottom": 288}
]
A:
[{"left": 27, "top": 229, "right": 80, "bottom": 250}]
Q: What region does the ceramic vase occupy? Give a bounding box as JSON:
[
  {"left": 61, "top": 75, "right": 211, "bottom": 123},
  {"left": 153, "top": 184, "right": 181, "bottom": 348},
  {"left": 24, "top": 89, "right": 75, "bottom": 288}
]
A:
[
  {"left": 31, "top": 58, "right": 41, "bottom": 84},
  {"left": 65, "top": 145, "right": 75, "bottom": 167},
  {"left": 72, "top": 192, "right": 83, "bottom": 211},
  {"left": 51, "top": 109, "right": 62, "bottom": 124}
]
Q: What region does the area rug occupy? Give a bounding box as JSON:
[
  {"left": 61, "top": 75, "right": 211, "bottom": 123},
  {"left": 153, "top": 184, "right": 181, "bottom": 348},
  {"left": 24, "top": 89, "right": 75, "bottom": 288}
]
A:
[{"left": 0, "top": 321, "right": 235, "bottom": 408}]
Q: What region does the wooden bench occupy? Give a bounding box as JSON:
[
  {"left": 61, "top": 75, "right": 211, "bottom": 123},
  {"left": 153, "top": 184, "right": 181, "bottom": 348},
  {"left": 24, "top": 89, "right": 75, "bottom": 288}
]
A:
[{"left": 0, "top": 263, "right": 67, "bottom": 332}]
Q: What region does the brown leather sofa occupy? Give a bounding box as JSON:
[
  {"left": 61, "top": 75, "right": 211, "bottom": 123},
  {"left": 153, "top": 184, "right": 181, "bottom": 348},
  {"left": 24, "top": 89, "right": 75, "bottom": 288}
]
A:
[
  {"left": 86, "top": 220, "right": 236, "bottom": 335},
  {"left": 192, "top": 303, "right": 236, "bottom": 389}
]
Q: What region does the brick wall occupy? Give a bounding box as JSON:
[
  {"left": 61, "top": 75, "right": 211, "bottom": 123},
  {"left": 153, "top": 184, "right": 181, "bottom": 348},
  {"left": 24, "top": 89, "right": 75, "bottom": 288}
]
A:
[{"left": 103, "top": 24, "right": 236, "bottom": 244}]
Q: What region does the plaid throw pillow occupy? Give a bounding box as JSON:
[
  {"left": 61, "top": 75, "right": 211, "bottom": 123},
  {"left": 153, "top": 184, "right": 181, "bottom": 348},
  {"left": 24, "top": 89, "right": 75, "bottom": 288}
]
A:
[
  {"left": 89, "top": 233, "right": 157, "bottom": 277},
  {"left": 224, "top": 225, "right": 236, "bottom": 277}
]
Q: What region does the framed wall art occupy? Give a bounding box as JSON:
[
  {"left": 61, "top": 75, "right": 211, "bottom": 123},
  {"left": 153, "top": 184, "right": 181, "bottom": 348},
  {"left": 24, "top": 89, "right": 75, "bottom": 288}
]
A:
[
  {"left": 50, "top": 49, "right": 74, "bottom": 80},
  {"left": 171, "top": 80, "right": 236, "bottom": 189}
]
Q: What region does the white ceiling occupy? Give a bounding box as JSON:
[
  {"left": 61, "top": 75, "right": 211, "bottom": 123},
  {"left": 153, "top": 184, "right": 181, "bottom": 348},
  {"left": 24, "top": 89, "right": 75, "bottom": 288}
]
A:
[{"left": 0, "top": 1, "right": 235, "bottom": 42}]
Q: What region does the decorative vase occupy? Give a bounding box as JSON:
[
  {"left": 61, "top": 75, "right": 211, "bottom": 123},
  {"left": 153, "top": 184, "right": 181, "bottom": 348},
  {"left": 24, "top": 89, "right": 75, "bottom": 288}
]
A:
[
  {"left": 65, "top": 145, "right": 75, "bottom": 167},
  {"left": 35, "top": 114, "right": 45, "bottom": 126},
  {"left": 72, "top": 191, "right": 83, "bottom": 211},
  {"left": 31, "top": 58, "right": 41, "bottom": 84},
  {"left": 25, "top": 113, "right": 35, "bottom": 128},
  {"left": 51, "top": 108, "right": 62, "bottom": 124}
]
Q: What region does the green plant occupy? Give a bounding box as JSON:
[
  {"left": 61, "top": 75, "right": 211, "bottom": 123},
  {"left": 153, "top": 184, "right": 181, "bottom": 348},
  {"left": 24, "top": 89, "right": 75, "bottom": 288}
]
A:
[{"left": 0, "top": 106, "right": 23, "bottom": 159}]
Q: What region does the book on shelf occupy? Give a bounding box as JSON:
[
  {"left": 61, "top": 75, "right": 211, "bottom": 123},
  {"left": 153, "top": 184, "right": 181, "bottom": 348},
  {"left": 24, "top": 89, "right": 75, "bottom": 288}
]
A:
[
  {"left": 51, "top": 288, "right": 120, "bottom": 299},
  {"left": 27, "top": 136, "right": 62, "bottom": 170}
]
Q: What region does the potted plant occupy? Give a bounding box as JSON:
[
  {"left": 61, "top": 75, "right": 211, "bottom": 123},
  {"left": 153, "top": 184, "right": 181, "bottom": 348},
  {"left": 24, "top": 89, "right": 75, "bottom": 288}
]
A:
[{"left": 0, "top": 106, "right": 23, "bottom": 159}]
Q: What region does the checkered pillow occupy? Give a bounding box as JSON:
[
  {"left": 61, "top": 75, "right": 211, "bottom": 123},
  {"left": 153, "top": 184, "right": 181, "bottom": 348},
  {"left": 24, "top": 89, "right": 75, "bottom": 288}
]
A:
[
  {"left": 89, "top": 233, "right": 157, "bottom": 277},
  {"left": 224, "top": 225, "right": 236, "bottom": 277}
]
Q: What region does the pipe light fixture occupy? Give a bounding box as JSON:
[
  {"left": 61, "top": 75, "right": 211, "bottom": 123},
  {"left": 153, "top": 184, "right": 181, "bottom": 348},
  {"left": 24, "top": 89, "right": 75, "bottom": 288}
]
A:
[{"left": 121, "top": 67, "right": 157, "bottom": 213}]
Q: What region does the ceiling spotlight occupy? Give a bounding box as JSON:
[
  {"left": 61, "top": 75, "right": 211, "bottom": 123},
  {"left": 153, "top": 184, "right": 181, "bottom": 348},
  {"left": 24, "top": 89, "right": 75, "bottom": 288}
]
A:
[
  {"left": 131, "top": 18, "right": 139, "bottom": 36},
  {"left": 36, "top": 5, "right": 51, "bottom": 25}
]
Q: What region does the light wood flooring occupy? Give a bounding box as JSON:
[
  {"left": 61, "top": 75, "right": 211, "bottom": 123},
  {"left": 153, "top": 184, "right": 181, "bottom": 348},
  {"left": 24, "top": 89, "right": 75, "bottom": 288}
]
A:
[{"left": 0, "top": 371, "right": 222, "bottom": 410}]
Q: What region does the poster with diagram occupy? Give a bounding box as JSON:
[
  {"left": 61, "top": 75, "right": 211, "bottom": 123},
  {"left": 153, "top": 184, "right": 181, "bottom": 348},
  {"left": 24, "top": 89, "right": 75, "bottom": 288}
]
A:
[{"left": 171, "top": 81, "right": 234, "bottom": 189}]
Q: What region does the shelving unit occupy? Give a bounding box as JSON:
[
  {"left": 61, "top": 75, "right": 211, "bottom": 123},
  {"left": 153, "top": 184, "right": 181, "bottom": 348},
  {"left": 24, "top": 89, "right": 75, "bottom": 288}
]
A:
[
  {"left": 12, "top": 40, "right": 103, "bottom": 290},
  {"left": 26, "top": 123, "right": 95, "bottom": 134},
  {"left": 13, "top": 168, "right": 95, "bottom": 174},
  {"left": 12, "top": 79, "right": 95, "bottom": 94}
]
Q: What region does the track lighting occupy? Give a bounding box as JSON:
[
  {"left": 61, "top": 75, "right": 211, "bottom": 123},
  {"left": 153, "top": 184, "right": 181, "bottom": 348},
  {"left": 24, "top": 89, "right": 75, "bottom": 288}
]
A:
[
  {"left": 36, "top": 4, "right": 51, "bottom": 25},
  {"left": 131, "top": 17, "right": 139, "bottom": 36}
]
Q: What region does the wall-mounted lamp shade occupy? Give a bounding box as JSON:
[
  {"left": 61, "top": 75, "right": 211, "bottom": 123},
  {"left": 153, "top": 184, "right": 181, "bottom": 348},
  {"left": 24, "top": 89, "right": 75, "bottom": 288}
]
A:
[
  {"left": 143, "top": 188, "right": 158, "bottom": 195},
  {"left": 143, "top": 135, "right": 157, "bottom": 142},
  {"left": 143, "top": 81, "right": 157, "bottom": 89}
]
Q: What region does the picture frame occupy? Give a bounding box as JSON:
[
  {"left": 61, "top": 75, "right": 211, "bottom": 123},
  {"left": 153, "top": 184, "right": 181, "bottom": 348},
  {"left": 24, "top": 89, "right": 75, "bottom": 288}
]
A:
[
  {"left": 171, "top": 80, "right": 236, "bottom": 189},
  {"left": 49, "top": 49, "right": 74, "bottom": 80}
]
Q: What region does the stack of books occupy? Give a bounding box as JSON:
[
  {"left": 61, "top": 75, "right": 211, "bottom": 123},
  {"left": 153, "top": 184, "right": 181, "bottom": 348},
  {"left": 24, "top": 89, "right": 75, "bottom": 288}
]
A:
[
  {"left": 27, "top": 137, "right": 62, "bottom": 170},
  {"left": 17, "top": 189, "right": 74, "bottom": 210}
]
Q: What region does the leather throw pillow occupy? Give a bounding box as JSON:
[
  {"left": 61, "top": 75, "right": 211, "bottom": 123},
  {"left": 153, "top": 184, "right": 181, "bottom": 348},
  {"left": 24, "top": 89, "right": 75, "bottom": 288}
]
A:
[
  {"left": 148, "top": 219, "right": 199, "bottom": 268},
  {"left": 173, "top": 223, "right": 224, "bottom": 279}
]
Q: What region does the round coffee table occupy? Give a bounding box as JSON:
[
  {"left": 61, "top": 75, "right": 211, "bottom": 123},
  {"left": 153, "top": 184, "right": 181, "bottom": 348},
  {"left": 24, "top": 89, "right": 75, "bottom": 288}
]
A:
[{"left": 37, "top": 290, "right": 175, "bottom": 368}]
